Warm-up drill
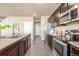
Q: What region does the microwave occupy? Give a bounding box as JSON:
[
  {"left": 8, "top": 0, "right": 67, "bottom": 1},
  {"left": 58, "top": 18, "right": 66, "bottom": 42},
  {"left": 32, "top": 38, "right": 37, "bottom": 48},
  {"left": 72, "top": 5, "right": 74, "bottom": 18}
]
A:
[
  {"left": 65, "top": 30, "right": 79, "bottom": 41},
  {"left": 59, "top": 13, "right": 70, "bottom": 24},
  {"left": 70, "top": 30, "right": 79, "bottom": 41},
  {"left": 59, "top": 4, "right": 79, "bottom": 24}
]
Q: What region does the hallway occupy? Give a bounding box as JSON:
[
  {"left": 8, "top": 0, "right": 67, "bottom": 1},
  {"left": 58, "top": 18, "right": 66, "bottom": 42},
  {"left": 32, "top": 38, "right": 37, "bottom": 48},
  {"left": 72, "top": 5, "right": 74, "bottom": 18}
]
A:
[{"left": 25, "top": 37, "right": 53, "bottom": 56}]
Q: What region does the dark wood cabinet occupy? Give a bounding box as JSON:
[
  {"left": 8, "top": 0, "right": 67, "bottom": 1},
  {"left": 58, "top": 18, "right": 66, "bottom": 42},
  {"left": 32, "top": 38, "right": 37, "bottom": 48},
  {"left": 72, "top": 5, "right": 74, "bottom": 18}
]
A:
[
  {"left": 60, "top": 3, "right": 76, "bottom": 14},
  {"left": 48, "top": 3, "right": 76, "bottom": 26},
  {"left": 70, "top": 45, "right": 79, "bottom": 56},
  {"left": 18, "top": 34, "right": 31, "bottom": 56},
  {"left": 0, "top": 34, "right": 31, "bottom": 56},
  {"left": 8, "top": 48, "right": 18, "bottom": 56},
  {"left": 19, "top": 38, "right": 25, "bottom": 56},
  {"left": 48, "top": 5, "right": 60, "bottom": 27},
  {"left": 60, "top": 3, "right": 68, "bottom": 14},
  {"left": 24, "top": 37, "right": 28, "bottom": 54},
  {"left": 19, "top": 35, "right": 31, "bottom": 56},
  {"left": 68, "top": 3, "right": 75, "bottom": 9},
  {"left": 27, "top": 35, "right": 31, "bottom": 48},
  {"left": 0, "top": 42, "right": 19, "bottom": 56},
  {"left": 47, "top": 34, "right": 52, "bottom": 49},
  {"left": 70, "top": 8, "right": 78, "bottom": 20}
]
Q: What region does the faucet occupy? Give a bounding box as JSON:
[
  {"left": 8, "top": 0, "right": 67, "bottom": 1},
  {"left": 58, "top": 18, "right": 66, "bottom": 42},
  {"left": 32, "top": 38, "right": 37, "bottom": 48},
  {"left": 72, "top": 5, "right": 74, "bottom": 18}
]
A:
[
  {"left": 12, "top": 23, "right": 15, "bottom": 37},
  {"left": 0, "top": 30, "right": 1, "bottom": 38},
  {"left": 12, "top": 23, "right": 20, "bottom": 38}
]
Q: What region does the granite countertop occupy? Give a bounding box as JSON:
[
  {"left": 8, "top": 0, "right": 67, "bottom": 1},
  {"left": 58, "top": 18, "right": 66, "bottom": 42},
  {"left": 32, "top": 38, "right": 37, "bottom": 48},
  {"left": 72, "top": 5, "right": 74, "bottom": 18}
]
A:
[
  {"left": 69, "top": 41, "right": 79, "bottom": 49},
  {"left": 0, "top": 33, "right": 30, "bottom": 51}
]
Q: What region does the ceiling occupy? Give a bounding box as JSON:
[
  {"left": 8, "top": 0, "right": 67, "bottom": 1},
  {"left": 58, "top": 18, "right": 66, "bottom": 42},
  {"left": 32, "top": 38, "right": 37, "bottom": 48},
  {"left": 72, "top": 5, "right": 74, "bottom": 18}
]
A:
[{"left": 0, "top": 3, "right": 60, "bottom": 17}]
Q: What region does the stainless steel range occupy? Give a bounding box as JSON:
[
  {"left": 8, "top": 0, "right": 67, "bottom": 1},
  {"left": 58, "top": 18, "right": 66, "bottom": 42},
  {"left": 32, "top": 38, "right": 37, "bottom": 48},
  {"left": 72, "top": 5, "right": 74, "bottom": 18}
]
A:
[
  {"left": 53, "top": 37, "right": 67, "bottom": 56},
  {"left": 64, "top": 30, "right": 79, "bottom": 41}
]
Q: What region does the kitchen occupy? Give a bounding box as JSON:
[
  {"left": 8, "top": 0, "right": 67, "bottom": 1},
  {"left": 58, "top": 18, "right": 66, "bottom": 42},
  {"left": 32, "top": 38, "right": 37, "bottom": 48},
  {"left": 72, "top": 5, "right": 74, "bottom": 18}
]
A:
[
  {"left": 48, "top": 3, "right": 79, "bottom": 56},
  {"left": 0, "top": 3, "right": 79, "bottom": 56}
]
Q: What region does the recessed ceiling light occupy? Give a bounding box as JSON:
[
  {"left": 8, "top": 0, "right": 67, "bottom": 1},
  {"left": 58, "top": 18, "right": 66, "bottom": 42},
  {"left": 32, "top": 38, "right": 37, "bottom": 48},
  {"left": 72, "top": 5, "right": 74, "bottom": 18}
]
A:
[
  {"left": 33, "top": 13, "right": 36, "bottom": 16},
  {"left": 74, "top": 4, "right": 78, "bottom": 8}
]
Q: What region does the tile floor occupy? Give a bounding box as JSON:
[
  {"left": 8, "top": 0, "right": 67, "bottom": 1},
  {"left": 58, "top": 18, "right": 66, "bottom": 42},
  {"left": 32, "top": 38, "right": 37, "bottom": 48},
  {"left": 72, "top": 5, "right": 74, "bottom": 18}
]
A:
[{"left": 25, "top": 37, "right": 53, "bottom": 56}]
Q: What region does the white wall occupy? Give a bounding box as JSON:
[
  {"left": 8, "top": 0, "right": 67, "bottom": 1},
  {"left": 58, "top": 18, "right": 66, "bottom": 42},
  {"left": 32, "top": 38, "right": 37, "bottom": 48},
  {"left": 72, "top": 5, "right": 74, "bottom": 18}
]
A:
[
  {"left": 35, "top": 22, "right": 41, "bottom": 36},
  {"left": 41, "top": 16, "right": 49, "bottom": 40},
  {"left": 24, "top": 22, "right": 32, "bottom": 34},
  {"left": 0, "top": 16, "right": 33, "bottom": 39}
]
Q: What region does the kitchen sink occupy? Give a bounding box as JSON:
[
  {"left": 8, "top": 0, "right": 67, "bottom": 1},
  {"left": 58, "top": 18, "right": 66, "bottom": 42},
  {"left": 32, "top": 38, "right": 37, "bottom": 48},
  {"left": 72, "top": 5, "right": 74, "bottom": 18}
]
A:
[{"left": 0, "top": 35, "right": 23, "bottom": 39}]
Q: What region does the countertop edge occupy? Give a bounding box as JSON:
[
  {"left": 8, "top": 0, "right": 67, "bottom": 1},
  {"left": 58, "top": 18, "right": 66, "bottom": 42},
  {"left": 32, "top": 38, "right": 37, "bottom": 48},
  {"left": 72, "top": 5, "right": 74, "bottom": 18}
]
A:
[
  {"left": 69, "top": 41, "right": 79, "bottom": 49},
  {"left": 0, "top": 33, "right": 31, "bottom": 51}
]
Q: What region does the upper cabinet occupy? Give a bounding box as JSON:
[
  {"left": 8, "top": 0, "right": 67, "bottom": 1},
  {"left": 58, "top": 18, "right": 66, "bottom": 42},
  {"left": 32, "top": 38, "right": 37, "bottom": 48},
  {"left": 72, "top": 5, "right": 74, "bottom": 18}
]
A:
[
  {"left": 60, "top": 3, "right": 68, "bottom": 14},
  {"left": 70, "top": 8, "right": 78, "bottom": 19},
  {"left": 60, "top": 3, "right": 75, "bottom": 14},
  {"left": 48, "top": 6, "right": 60, "bottom": 27},
  {"left": 68, "top": 3, "right": 75, "bottom": 9},
  {"left": 55, "top": 7, "right": 60, "bottom": 21},
  {"left": 48, "top": 3, "right": 79, "bottom": 27}
]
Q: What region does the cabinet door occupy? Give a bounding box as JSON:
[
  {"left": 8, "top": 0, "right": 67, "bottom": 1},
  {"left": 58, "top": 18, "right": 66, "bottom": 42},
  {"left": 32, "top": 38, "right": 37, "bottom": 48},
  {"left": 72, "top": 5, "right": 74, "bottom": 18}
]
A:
[
  {"left": 0, "top": 42, "right": 18, "bottom": 56},
  {"left": 54, "top": 7, "right": 60, "bottom": 26},
  {"left": 47, "top": 34, "right": 52, "bottom": 49},
  {"left": 19, "top": 39, "right": 25, "bottom": 56},
  {"left": 8, "top": 48, "right": 18, "bottom": 56},
  {"left": 25, "top": 38, "right": 28, "bottom": 53},
  {"left": 70, "top": 8, "right": 78, "bottom": 19},
  {"left": 28, "top": 35, "right": 31, "bottom": 48},
  {"left": 60, "top": 3, "right": 68, "bottom": 14},
  {"left": 68, "top": 3, "right": 75, "bottom": 9},
  {"left": 71, "top": 46, "right": 79, "bottom": 56}
]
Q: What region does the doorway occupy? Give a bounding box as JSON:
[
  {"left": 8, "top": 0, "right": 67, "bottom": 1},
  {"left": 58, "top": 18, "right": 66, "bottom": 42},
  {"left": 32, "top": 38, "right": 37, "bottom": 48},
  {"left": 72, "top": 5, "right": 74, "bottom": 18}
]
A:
[
  {"left": 35, "top": 22, "right": 41, "bottom": 36},
  {"left": 34, "top": 17, "right": 41, "bottom": 40}
]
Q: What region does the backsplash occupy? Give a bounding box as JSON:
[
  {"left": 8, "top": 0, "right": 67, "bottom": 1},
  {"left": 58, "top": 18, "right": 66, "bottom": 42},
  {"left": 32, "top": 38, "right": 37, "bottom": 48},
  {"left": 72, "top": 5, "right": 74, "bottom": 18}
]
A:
[{"left": 55, "top": 22, "right": 79, "bottom": 31}]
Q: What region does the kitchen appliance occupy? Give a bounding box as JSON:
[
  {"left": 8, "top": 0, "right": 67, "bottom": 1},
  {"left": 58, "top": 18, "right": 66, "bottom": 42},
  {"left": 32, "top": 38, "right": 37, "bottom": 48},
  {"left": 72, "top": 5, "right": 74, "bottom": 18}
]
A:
[
  {"left": 70, "top": 30, "right": 79, "bottom": 41},
  {"left": 60, "top": 13, "right": 70, "bottom": 24},
  {"left": 53, "top": 38, "right": 67, "bottom": 56},
  {"left": 64, "top": 30, "right": 71, "bottom": 42},
  {"left": 64, "top": 30, "right": 79, "bottom": 41},
  {"left": 59, "top": 4, "right": 79, "bottom": 24}
]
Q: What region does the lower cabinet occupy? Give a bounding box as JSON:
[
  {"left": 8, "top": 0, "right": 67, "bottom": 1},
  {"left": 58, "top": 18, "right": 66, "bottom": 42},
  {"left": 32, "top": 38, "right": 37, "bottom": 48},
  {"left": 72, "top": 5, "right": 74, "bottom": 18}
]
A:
[
  {"left": 0, "top": 34, "right": 31, "bottom": 56},
  {"left": 0, "top": 42, "right": 19, "bottom": 56},
  {"left": 24, "top": 37, "right": 28, "bottom": 54},
  {"left": 47, "top": 34, "right": 52, "bottom": 49},
  {"left": 19, "top": 36, "right": 28, "bottom": 56},
  {"left": 19, "top": 38, "right": 25, "bottom": 56},
  {"left": 70, "top": 46, "right": 79, "bottom": 56},
  {"left": 27, "top": 34, "right": 31, "bottom": 49}
]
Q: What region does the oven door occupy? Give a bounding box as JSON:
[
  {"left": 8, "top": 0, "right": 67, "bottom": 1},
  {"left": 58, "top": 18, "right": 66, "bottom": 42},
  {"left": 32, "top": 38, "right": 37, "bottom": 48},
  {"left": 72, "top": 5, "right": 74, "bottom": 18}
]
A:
[{"left": 53, "top": 38, "right": 67, "bottom": 56}]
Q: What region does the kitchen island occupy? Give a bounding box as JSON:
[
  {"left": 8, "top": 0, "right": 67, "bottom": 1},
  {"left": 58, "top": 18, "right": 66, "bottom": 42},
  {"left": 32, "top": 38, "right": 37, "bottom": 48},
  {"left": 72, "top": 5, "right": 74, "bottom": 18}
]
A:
[{"left": 0, "top": 33, "right": 31, "bottom": 56}]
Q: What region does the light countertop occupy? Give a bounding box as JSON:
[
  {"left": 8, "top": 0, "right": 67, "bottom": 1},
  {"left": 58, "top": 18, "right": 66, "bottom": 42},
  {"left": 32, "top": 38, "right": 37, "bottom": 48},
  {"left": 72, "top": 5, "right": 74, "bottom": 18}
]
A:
[
  {"left": 69, "top": 41, "right": 79, "bottom": 49},
  {"left": 0, "top": 33, "right": 30, "bottom": 51}
]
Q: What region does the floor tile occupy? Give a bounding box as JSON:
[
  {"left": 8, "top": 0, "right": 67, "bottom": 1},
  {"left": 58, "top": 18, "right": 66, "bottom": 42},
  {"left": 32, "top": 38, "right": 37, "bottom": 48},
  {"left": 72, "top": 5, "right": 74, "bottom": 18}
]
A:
[{"left": 25, "top": 37, "right": 53, "bottom": 56}]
